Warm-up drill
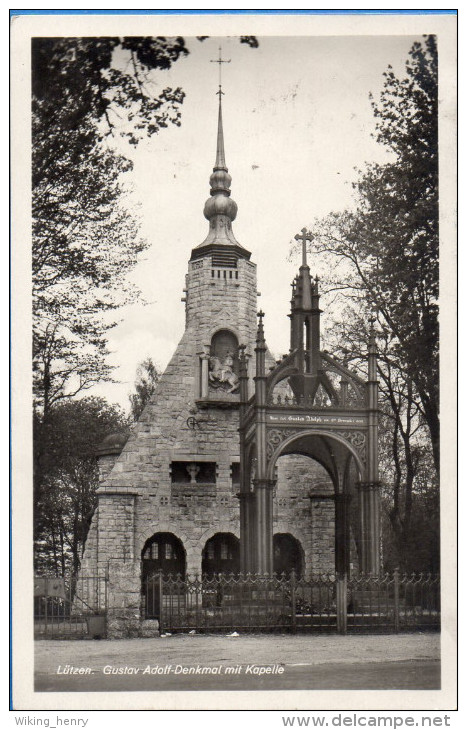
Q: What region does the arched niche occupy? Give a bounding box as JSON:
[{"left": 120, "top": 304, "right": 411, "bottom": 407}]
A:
[
  {"left": 202, "top": 532, "right": 240, "bottom": 577},
  {"left": 141, "top": 532, "right": 186, "bottom": 579},
  {"left": 273, "top": 533, "right": 304, "bottom": 578},
  {"left": 208, "top": 329, "right": 239, "bottom": 394}
]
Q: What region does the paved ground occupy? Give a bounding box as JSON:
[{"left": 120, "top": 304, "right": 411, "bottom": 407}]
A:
[{"left": 35, "top": 632, "right": 440, "bottom": 692}]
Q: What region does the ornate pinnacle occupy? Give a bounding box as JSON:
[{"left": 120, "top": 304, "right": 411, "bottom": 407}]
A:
[
  {"left": 256, "top": 310, "right": 266, "bottom": 346},
  {"left": 238, "top": 344, "right": 248, "bottom": 376}
]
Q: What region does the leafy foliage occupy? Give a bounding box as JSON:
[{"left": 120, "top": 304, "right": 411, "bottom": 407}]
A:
[
  {"left": 295, "top": 37, "right": 439, "bottom": 570},
  {"left": 34, "top": 398, "right": 129, "bottom": 575},
  {"left": 32, "top": 37, "right": 192, "bottom": 416},
  {"left": 129, "top": 357, "right": 160, "bottom": 421}
]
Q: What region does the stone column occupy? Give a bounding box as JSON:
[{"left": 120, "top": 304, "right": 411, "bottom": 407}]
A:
[
  {"left": 198, "top": 349, "right": 210, "bottom": 399},
  {"left": 335, "top": 493, "right": 352, "bottom": 576},
  {"left": 253, "top": 479, "right": 274, "bottom": 575},
  {"left": 252, "top": 312, "right": 272, "bottom": 574},
  {"left": 239, "top": 492, "right": 255, "bottom": 574},
  {"left": 357, "top": 481, "right": 381, "bottom": 574},
  {"left": 106, "top": 560, "right": 142, "bottom": 639},
  {"left": 361, "top": 319, "right": 380, "bottom": 574}
]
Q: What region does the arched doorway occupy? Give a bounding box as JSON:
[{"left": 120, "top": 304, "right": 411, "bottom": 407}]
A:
[
  {"left": 141, "top": 533, "right": 186, "bottom": 619},
  {"left": 275, "top": 453, "right": 335, "bottom": 575},
  {"left": 273, "top": 533, "right": 303, "bottom": 577},
  {"left": 202, "top": 533, "right": 240, "bottom": 577},
  {"left": 270, "top": 431, "right": 363, "bottom": 576}
]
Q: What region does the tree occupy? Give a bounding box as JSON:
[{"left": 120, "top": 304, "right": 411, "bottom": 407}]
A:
[
  {"left": 32, "top": 37, "right": 191, "bottom": 416},
  {"left": 34, "top": 397, "right": 129, "bottom": 575},
  {"left": 129, "top": 357, "right": 160, "bottom": 421},
  {"left": 325, "top": 310, "right": 438, "bottom": 571},
  {"left": 33, "top": 36, "right": 258, "bottom": 415},
  {"left": 302, "top": 36, "right": 438, "bottom": 470},
  {"left": 294, "top": 36, "right": 439, "bottom": 570}
]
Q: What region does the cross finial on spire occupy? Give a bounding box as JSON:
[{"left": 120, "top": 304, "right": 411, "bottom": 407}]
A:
[
  {"left": 210, "top": 45, "right": 231, "bottom": 94},
  {"left": 294, "top": 228, "right": 314, "bottom": 267}
]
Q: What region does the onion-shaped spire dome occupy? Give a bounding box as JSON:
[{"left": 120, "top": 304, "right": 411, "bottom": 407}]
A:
[{"left": 198, "top": 89, "right": 242, "bottom": 248}]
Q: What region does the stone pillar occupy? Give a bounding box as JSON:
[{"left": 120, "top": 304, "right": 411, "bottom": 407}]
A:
[
  {"left": 199, "top": 349, "right": 210, "bottom": 398},
  {"left": 106, "top": 560, "right": 142, "bottom": 639},
  {"left": 362, "top": 319, "right": 380, "bottom": 574},
  {"left": 238, "top": 343, "right": 253, "bottom": 575},
  {"left": 357, "top": 481, "right": 381, "bottom": 574},
  {"left": 252, "top": 312, "right": 273, "bottom": 574},
  {"left": 253, "top": 479, "right": 274, "bottom": 575},
  {"left": 239, "top": 492, "right": 255, "bottom": 574},
  {"left": 335, "top": 493, "right": 352, "bottom": 576}
]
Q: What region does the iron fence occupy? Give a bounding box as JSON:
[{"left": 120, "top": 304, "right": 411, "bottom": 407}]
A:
[
  {"left": 34, "top": 569, "right": 440, "bottom": 638},
  {"left": 144, "top": 570, "right": 440, "bottom": 634},
  {"left": 346, "top": 571, "right": 440, "bottom": 632},
  {"left": 34, "top": 573, "right": 107, "bottom": 638}
]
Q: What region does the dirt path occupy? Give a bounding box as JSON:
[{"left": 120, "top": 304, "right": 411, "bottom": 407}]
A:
[{"left": 35, "top": 632, "right": 440, "bottom": 692}]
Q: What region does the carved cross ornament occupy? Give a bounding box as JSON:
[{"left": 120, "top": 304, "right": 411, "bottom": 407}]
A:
[{"left": 294, "top": 228, "right": 314, "bottom": 266}]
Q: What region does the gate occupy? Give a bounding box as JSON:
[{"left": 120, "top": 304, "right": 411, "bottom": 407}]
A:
[{"left": 34, "top": 573, "right": 108, "bottom": 638}]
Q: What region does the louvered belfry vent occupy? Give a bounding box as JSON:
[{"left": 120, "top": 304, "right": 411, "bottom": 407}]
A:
[{"left": 211, "top": 251, "right": 238, "bottom": 268}]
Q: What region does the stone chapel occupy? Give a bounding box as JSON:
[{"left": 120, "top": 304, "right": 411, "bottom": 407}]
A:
[{"left": 79, "top": 89, "right": 375, "bottom": 631}]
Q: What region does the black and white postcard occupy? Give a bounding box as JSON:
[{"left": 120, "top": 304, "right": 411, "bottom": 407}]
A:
[{"left": 10, "top": 9, "right": 457, "bottom": 717}]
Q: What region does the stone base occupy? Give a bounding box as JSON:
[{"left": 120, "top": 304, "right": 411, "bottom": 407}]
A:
[
  {"left": 140, "top": 619, "right": 160, "bottom": 638},
  {"left": 107, "top": 613, "right": 142, "bottom": 639}
]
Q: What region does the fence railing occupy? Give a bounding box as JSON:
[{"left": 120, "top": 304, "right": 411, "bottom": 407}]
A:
[
  {"left": 144, "top": 570, "right": 440, "bottom": 634},
  {"left": 34, "top": 569, "right": 440, "bottom": 638},
  {"left": 34, "top": 574, "right": 107, "bottom": 638}
]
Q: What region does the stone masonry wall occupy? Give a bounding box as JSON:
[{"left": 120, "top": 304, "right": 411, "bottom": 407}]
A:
[
  {"left": 80, "top": 253, "right": 259, "bottom": 586},
  {"left": 275, "top": 454, "right": 335, "bottom": 577},
  {"left": 106, "top": 560, "right": 141, "bottom": 638},
  {"left": 79, "top": 248, "right": 345, "bottom": 634}
]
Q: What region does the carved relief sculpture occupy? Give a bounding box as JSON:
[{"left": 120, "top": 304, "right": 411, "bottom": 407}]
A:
[{"left": 209, "top": 351, "right": 239, "bottom": 393}]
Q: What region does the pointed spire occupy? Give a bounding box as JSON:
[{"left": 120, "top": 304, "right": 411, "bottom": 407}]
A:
[
  {"left": 197, "top": 77, "right": 243, "bottom": 249},
  {"left": 256, "top": 310, "right": 266, "bottom": 345},
  {"left": 214, "top": 89, "right": 227, "bottom": 171},
  {"left": 294, "top": 228, "right": 314, "bottom": 311},
  {"left": 255, "top": 311, "right": 267, "bottom": 379},
  {"left": 191, "top": 51, "right": 250, "bottom": 260}
]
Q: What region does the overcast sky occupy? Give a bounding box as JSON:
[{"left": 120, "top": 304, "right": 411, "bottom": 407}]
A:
[{"left": 93, "top": 34, "right": 421, "bottom": 410}]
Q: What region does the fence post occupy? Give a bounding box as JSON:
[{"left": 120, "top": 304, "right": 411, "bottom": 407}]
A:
[
  {"left": 290, "top": 569, "right": 297, "bottom": 633},
  {"left": 393, "top": 568, "right": 400, "bottom": 633},
  {"left": 158, "top": 570, "right": 164, "bottom": 634},
  {"left": 44, "top": 576, "right": 48, "bottom": 637},
  {"left": 336, "top": 573, "right": 347, "bottom": 635}
]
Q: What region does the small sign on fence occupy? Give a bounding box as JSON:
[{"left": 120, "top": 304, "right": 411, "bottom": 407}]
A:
[{"left": 34, "top": 577, "right": 66, "bottom": 599}]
